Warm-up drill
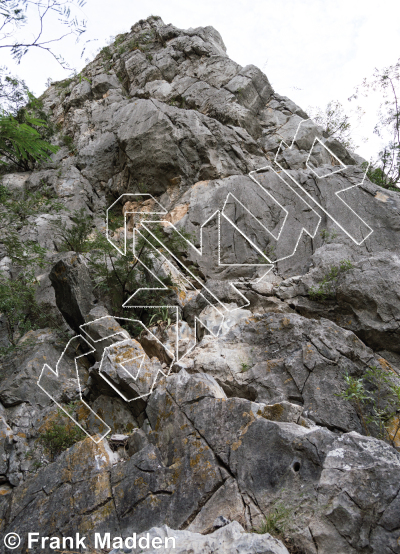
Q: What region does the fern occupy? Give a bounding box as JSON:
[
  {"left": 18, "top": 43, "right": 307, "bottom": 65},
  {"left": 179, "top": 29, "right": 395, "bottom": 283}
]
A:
[{"left": 0, "top": 110, "right": 58, "bottom": 170}]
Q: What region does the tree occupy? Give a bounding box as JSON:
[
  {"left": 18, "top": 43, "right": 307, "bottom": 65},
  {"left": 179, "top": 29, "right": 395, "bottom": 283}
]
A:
[
  {"left": 0, "top": 104, "right": 58, "bottom": 170},
  {"left": 350, "top": 58, "right": 400, "bottom": 190},
  {"left": 0, "top": 1, "right": 89, "bottom": 173},
  {"left": 307, "top": 100, "right": 357, "bottom": 151},
  {"left": 0, "top": 67, "right": 29, "bottom": 113},
  {"left": 1, "top": 0, "right": 87, "bottom": 69},
  {"left": 0, "top": 1, "right": 88, "bottom": 350},
  {"left": 0, "top": 182, "right": 64, "bottom": 348},
  {"left": 51, "top": 205, "right": 193, "bottom": 336}
]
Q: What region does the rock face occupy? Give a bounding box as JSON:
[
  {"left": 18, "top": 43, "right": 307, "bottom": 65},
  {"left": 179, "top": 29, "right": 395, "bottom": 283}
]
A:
[
  {"left": 1, "top": 14, "right": 400, "bottom": 554},
  {"left": 109, "top": 522, "right": 290, "bottom": 553},
  {"left": 49, "top": 252, "right": 97, "bottom": 332},
  {"left": 275, "top": 247, "right": 400, "bottom": 354}
]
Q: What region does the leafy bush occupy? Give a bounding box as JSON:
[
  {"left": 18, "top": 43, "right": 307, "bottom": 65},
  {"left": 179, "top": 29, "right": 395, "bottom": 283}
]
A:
[
  {"left": 0, "top": 110, "right": 58, "bottom": 171},
  {"left": 362, "top": 160, "right": 399, "bottom": 192},
  {"left": 351, "top": 58, "right": 400, "bottom": 191},
  {"left": 54, "top": 77, "right": 74, "bottom": 90},
  {"left": 307, "top": 100, "right": 356, "bottom": 150},
  {"left": 53, "top": 204, "right": 193, "bottom": 336},
  {"left": 114, "top": 33, "right": 128, "bottom": 47},
  {"left": 127, "top": 39, "right": 143, "bottom": 52},
  {"left": 100, "top": 45, "right": 112, "bottom": 60},
  {"left": 149, "top": 306, "right": 172, "bottom": 328},
  {"left": 0, "top": 69, "right": 29, "bottom": 114},
  {"left": 61, "top": 134, "right": 76, "bottom": 154},
  {"left": 0, "top": 181, "right": 62, "bottom": 265},
  {"left": 337, "top": 366, "right": 400, "bottom": 446},
  {"left": 320, "top": 228, "right": 337, "bottom": 244},
  {"left": 308, "top": 260, "right": 354, "bottom": 301},
  {"left": 0, "top": 271, "right": 38, "bottom": 345},
  {"left": 87, "top": 221, "right": 188, "bottom": 334},
  {"left": 0, "top": 182, "right": 64, "bottom": 348},
  {"left": 52, "top": 206, "right": 94, "bottom": 253},
  {"left": 38, "top": 416, "right": 85, "bottom": 461}
]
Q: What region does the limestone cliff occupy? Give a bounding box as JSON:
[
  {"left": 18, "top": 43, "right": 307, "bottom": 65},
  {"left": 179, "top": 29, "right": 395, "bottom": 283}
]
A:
[{"left": 1, "top": 15, "right": 400, "bottom": 554}]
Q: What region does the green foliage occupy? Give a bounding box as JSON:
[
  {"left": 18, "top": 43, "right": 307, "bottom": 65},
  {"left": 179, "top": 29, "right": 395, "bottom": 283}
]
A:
[
  {"left": 0, "top": 68, "right": 29, "bottom": 114},
  {"left": 350, "top": 58, "right": 400, "bottom": 190},
  {"left": 77, "top": 72, "right": 91, "bottom": 85},
  {"left": 320, "top": 228, "right": 338, "bottom": 244},
  {"left": 0, "top": 108, "right": 59, "bottom": 171},
  {"left": 308, "top": 260, "right": 354, "bottom": 301},
  {"left": 138, "top": 29, "right": 155, "bottom": 44},
  {"left": 0, "top": 80, "right": 58, "bottom": 173},
  {"left": 254, "top": 502, "right": 293, "bottom": 537},
  {"left": 0, "top": 182, "right": 64, "bottom": 348},
  {"left": 100, "top": 45, "right": 112, "bottom": 60},
  {"left": 0, "top": 271, "right": 37, "bottom": 345},
  {"left": 63, "top": 400, "right": 81, "bottom": 415},
  {"left": 0, "top": 181, "right": 62, "bottom": 265},
  {"left": 255, "top": 239, "right": 277, "bottom": 263},
  {"left": 168, "top": 96, "right": 187, "bottom": 109},
  {"left": 337, "top": 366, "right": 400, "bottom": 446},
  {"left": 0, "top": 269, "right": 65, "bottom": 348},
  {"left": 114, "top": 33, "right": 128, "bottom": 47},
  {"left": 61, "top": 134, "right": 76, "bottom": 153},
  {"left": 308, "top": 100, "right": 356, "bottom": 150},
  {"left": 54, "top": 77, "right": 74, "bottom": 89},
  {"left": 38, "top": 415, "right": 85, "bottom": 461},
  {"left": 362, "top": 160, "right": 399, "bottom": 192},
  {"left": 86, "top": 223, "right": 179, "bottom": 326},
  {"left": 52, "top": 206, "right": 94, "bottom": 252},
  {"left": 149, "top": 306, "right": 172, "bottom": 328},
  {"left": 240, "top": 362, "right": 249, "bottom": 372},
  {"left": 57, "top": 202, "right": 193, "bottom": 336},
  {"left": 337, "top": 372, "right": 371, "bottom": 434},
  {"left": 127, "top": 39, "right": 144, "bottom": 52}
]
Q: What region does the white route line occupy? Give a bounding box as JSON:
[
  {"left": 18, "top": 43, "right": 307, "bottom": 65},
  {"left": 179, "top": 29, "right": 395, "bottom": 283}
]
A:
[
  {"left": 274, "top": 119, "right": 373, "bottom": 245},
  {"left": 38, "top": 120, "right": 375, "bottom": 442},
  {"left": 37, "top": 335, "right": 111, "bottom": 444}
]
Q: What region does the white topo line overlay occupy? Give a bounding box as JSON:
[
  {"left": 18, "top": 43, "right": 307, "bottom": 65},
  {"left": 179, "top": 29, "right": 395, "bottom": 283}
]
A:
[
  {"left": 274, "top": 119, "right": 373, "bottom": 245},
  {"left": 38, "top": 120, "right": 373, "bottom": 442}
]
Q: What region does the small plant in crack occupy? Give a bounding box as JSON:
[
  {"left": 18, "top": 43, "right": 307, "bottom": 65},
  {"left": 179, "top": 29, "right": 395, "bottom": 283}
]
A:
[
  {"left": 320, "top": 228, "right": 338, "bottom": 244},
  {"left": 239, "top": 357, "right": 252, "bottom": 372},
  {"left": 149, "top": 306, "right": 172, "bottom": 328},
  {"left": 254, "top": 502, "right": 293, "bottom": 537},
  {"left": 337, "top": 366, "right": 400, "bottom": 447},
  {"left": 308, "top": 259, "right": 354, "bottom": 301},
  {"left": 336, "top": 372, "right": 371, "bottom": 435}
]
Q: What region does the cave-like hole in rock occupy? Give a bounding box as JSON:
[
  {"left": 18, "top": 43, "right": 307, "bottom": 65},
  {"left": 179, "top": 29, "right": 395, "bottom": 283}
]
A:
[{"left": 292, "top": 461, "right": 301, "bottom": 472}]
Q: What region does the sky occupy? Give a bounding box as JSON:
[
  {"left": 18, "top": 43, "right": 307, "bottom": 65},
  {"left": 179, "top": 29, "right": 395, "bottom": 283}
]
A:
[{"left": 3, "top": 0, "right": 400, "bottom": 160}]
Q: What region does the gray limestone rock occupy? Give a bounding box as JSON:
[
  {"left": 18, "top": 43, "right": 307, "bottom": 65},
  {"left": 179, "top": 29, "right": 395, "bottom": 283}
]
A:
[
  {"left": 49, "top": 252, "right": 96, "bottom": 333},
  {"left": 111, "top": 521, "right": 290, "bottom": 553},
  {"left": 186, "top": 312, "right": 399, "bottom": 435},
  {"left": 276, "top": 246, "right": 400, "bottom": 353},
  {"left": 1, "top": 15, "right": 400, "bottom": 554}
]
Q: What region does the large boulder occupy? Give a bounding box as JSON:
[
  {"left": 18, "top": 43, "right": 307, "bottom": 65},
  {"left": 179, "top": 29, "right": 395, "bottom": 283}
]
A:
[
  {"left": 184, "top": 311, "right": 399, "bottom": 435},
  {"left": 49, "top": 253, "right": 96, "bottom": 333},
  {"left": 276, "top": 246, "right": 400, "bottom": 354},
  {"left": 109, "top": 521, "right": 289, "bottom": 553},
  {"left": 1, "top": 363, "right": 399, "bottom": 553}
]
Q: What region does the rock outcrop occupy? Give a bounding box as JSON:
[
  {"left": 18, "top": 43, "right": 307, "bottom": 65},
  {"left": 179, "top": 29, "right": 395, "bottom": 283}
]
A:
[{"left": 1, "top": 14, "right": 400, "bottom": 554}]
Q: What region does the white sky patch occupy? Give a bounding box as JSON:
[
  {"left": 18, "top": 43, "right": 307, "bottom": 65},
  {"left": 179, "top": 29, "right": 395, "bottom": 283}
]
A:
[{"left": 3, "top": 0, "right": 399, "bottom": 160}]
